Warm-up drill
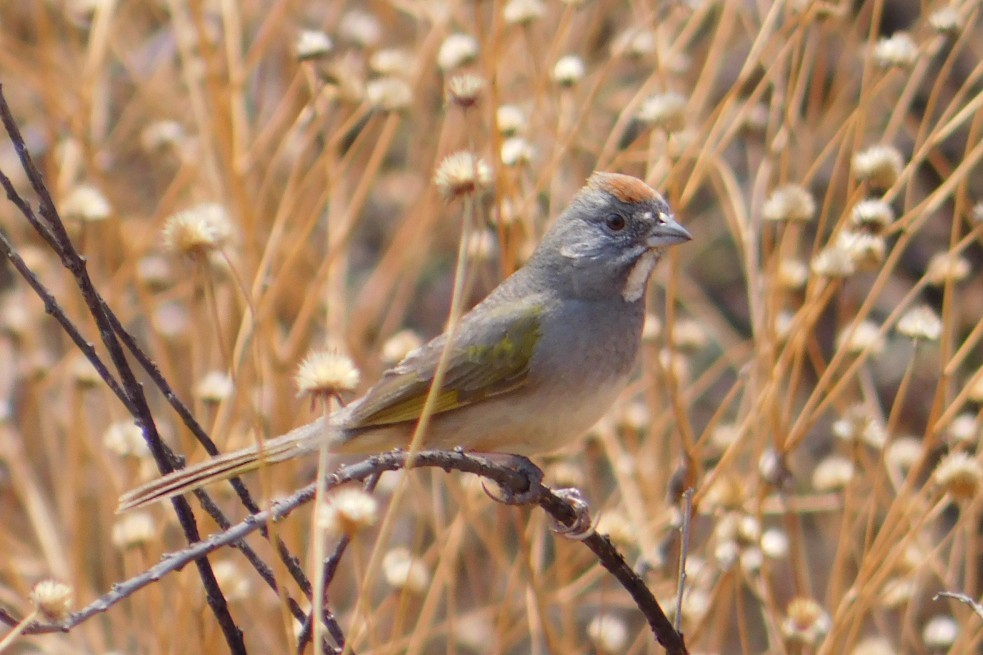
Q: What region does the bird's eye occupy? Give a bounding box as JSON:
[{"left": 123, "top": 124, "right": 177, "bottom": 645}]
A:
[{"left": 604, "top": 215, "right": 627, "bottom": 232}]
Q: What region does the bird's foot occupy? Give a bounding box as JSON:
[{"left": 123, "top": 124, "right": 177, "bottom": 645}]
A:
[
  {"left": 549, "top": 488, "right": 595, "bottom": 540},
  {"left": 479, "top": 453, "right": 544, "bottom": 505}
]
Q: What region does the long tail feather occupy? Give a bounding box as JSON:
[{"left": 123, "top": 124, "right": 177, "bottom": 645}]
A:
[{"left": 116, "top": 420, "right": 331, "bottom": 512}]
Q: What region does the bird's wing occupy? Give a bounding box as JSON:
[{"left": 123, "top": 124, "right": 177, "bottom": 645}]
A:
[{"left": 345, "top": 300, "right": 543, "bottom": 429}]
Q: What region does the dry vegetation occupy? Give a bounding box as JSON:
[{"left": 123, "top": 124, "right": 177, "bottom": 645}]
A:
[{"left": 0, "top": 0, "right": 982, "bottom": 653}]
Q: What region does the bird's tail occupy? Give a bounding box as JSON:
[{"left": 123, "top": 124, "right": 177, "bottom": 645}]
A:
[{"left": 116, "top": 419, "right": 331, "bottom": 513}]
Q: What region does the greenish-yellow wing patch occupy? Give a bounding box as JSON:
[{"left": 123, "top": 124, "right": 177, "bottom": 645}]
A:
[{"left": 346, "top": 301, "right": 542, "bottom": 429}]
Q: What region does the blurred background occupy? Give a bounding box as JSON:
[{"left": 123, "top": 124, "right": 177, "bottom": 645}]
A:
[{"left": 0, "top": 0, "right": 981, "bottom": 653}]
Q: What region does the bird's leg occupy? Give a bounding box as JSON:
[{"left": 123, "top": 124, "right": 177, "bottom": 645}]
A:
[{"left": 476, "top": 453, "right": 545, "bottom": 505}]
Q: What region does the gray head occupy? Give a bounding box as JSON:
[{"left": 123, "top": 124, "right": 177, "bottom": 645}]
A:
[{"left": 528, "top": 172, "right": 691, "bottom": 302}]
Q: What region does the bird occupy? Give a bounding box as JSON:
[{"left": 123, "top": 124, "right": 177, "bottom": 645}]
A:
[{"left": 117, "top": 172, "right": 691, "bottom": 512}]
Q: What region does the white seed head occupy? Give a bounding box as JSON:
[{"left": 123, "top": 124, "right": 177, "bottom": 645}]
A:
[
  {"left": 366, "top": 77, "right": 413, "bottom": 112},
  {"left": 317, "top": 487, "right": 379, "bottom": 536},
  {"left": 162, "top": 203, "right": 233, "bottom": 257},
  {"left": 446, "top": 74, "right": 484, "bottom": 109},
  {"left": 896, "top": 305, "right": 942, "bottom": 341},
  {"left": 850, "top": 198, "right": 894, "bottom": 233},
  {"left": 880, "top": 577, "right": 915, "bottom": 608},
  {"left": 296, "top": 29, "right": 333, "bottom": 60},
  {"left": 31, "top": 580, "right": 73, "bottom": 621},
  {"left": 500, "top": 137, "right": 534, "bottom": 167},
  {"left": 873, "top": 32, "right": 918, "bottom": 69},
  {"left": 836, "top": 320, "right": 885, "bottom": 357},
  {"left": 925, "top": 252, "right": 970, "bottom": 285},
  {"left": 637, "top": 92, "right": 687, "bottom": 132},
  {"left": 852, "top": 636, "right": 896, "bottom": 655},
  {"left": 103, "top": 420, "right": 150, "bottom": 458},
  {"left": 933, "top": 451, "right": 981, "bottom": 500},
  {"left": 832, "top": 404, "right": 886, "bottom": 448},
  {"left": 552, "top": 55, "right": 585, "bottom": 86},
  {"left": 496, "top": 104, "right": 526, "bottom": 136},
  {"left": 778, "top": 258, "right": 809, "bottom": 290},
  {"left": 295, "top": 350, "right": 360, "bottom": 401},
  {"left": 853, "top": 145, "right": 904, "bottom": 189},
  {"left": 613, "top": 28, "right": 657, "bottom": 58},
  {"left": 437, "top": 34, "right": 479, "bottom": 71},
  {"left": 212, "top": 559, "right": 251, "bottom": 601},
  {"left": 381, "top": 329, "right": 423, "bottom": 365},
  {"left": 503, "top": 0, "right": 546, "bottom": 25},
  {"left": 382, "top": 547, "right": 430, "bottom": 593},
  {"left": 947, "top": 413, "right": 980, "bottom": 446},
  {"left": 112, "top": 511, "right": 158, "bottom": 549},
  {"left": 369, "top": 49, "right": 415, "bottom": 78},
  {"left": 812, "top": 455, "right": 855, "bottom": 491},
  {"left": 763, "top": 184, "right": 816, "bottom": 222},
  {"left": 782, "top": 597, "right": 831, "bottom": 646},
  {"left": 465, "top": 229, "right": 499, "bottom": 261},
  {"left": 62, "top": 184, "right": 111, "bottom": 222},
  {"left": 194, "top": 370, "right": 234, "bottom": 404},
  {"left": 434, "top": 151, "right": 492, "bottom": 200},
  {"left": 929, "top": 6, "right": 962, "bottom": 34},
  {"left": 922, "top": 615, "right": 958, "bottom": 648},
  {"left": 761, "top": 528, "right": 789, "bottom": 559},
  {"left": 812, "top": 245, "right": 856, "bottom": 278},
  {"left": 836, "top": 230, "right": 886, "bottom": 269},
  {"left": 587, "top": 614, "right": 628, "bottom": 653},
  {"left": 886, "top": 436, "right": 923, "bottom": 471},
  {"left": 595, "top": 511, "right": 634, "bottom": 548},
  {"left": 338, "top": 10, "right": 381, "bottom": 49}
]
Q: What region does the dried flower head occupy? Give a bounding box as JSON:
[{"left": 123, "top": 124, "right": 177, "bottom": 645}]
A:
[
  {"left": 103, "top": 420, "right": 150, "bottom": 458},
  {"left": 763, "top": 184, "right": 816, "bottom": 222},
  {"left": 836, "top": 320, "right": 885, "bottom": 357},
  {"left": 595, "top": 512, "right": 634, "bottom": 549},
  {"left": 833, "top": 404, "right": 886, "bottom": 448},
  {"left": 933, "top": 451, "right": 981, "bottom": 500},
  {"left": 777, "top": 258, "right": 809, "bottom": 290},
  {"left": 929, "top": 6, "right": 962, "bottom": 34},
  {"left": 852, "top": 636, "right": 896, "bottom": 655},
  {"left": 366, "top": 77, "right": 413, "bottom": 112},
  {"left": 338, "top": 10, "right": 381, "bottom": 49},
  {"left": 587, "top": 614, "right": 628, "bottom": 653},
  {"left": 637, "top": 92, "right": 687, "bottom": 132},
  {"left": 141, "top": 120, "right": 185, "bottom": 153},
  {"left": 642, "top": 313, "right": 661, "bottom": 342},
  {"left": 782, "top": 597, "right": 831, "bottom": 646},
  {"left": 294, "top": 350, "right": 360, "bottom": 404},
  {"left": 446, "top": 74, "right": 484, "bottom": 109},
  {"left": 972, "top": 201, "right": 983, "bottom": 224},
  {"left": 812, "top": 455, "right": 855, "bottom": 491},
  {"left": 552, "top": 55, "right": 585, "bottom": 87},
  {"left": 925, "top": 252, "right": 970, "bottom": 285},
  {"left": 896, "top": 305, "right": 942, "bottom": 341},
  {"left": 613, "top": 28, "right": 657, "bottom": 58},
  {"left": 296, "top": 29, "right": 333, "bottom": 60},
  {"left": 873, "top": 32, "right": 918, "bottom": 69},
  {"left": 496, "top": 104, "right": 526, "bottom": 136},
  {"left": 31, "top": 580, "right": 73, "bottom": 621},
  {"left": 465, "top": 229, "right": 498, "bottom": 261},
  {"left": 948, "top": 413, "right": 980, "bottom": 445},
  {"left": 886, "top": 436, "right": 923, "bottom": 472},
  {"left": 434, "top": 151, "right": 492, "bottom": 200},
  {"left": 503, "top": 0, "right": 546, "bottom": 25},
  {"left": 812, "top": 245, "right": 856, "bottom": 278},
  {"left": 111, "top": 511, "right": 157, "bottom": 549},
  {"left": 369, "top": 49, "right": 415, "bottom": 78},
  {"left": 381, "top": 329, "right": 422, "bottom": 365},
  {"left": 162, "top": 203, "right": 232, "bottom": 258},
  {"left": 853, "top": 145, "right": 904, "bottom": 189},
  {"left": 850, "top": 198, "right": 894, "bottom": 233},
  {"left": 761, "top": 528, "right": 789, "bottom": 559},
  {"left": 922, "top": 615, "right": 958, "bottom": 648},
  {"left": 194, "top": 370, "right": 234, "bottom": 404},
  {"left": 212, "top": 559, "right": 251, "bottom": 601},
  {"left": 837, "top": 230, "right": 886, "bottom": 269},
  {"left": 62, "top": 184, "right": 111, "bottom": 222},
  {"left": 318, "top": 487, "right": 379, "bottom": 536},
  {"left": 437, "top": 34, "right": 479, "bottom": 71},
  {"left": 382, "top": 547, "right": 430, "bottom": 593},
  {"left": 500, "top": 137, "right": 534, "bottom": 167},
  {"left": 880, "top": 577, "right": 916, "bottom": 608}
]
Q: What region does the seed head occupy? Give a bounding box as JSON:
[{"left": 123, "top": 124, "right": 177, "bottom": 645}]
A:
[
  {"left": 853, "top": 145, "right": 904, "bottom": 190},
  {"left": 317, "top": 487, "right": 379, "bottom": 536},
  {"left": 595, "top": 512, "right": 634, "bottom": 549},
  {"left": 613, "top": 28, "right": 657, "bottom": 59},
  {"left": 503, "top": 0, "right": 546, "bottom": 26},
  {"left": 103, "top": 420, "right": 150, "bottom": 458},
  {"left": 141, "top": 120, "right": 185, "bottom": 153},
  {"left": 62, "top": 184, "right": 111, "bottom": 222},
  {"left": 852, "top": 636, "right": 897, "bottom": 655},
  {"left": 294, "top": 350, "right": 360, "bottom": 403},
  {"left": 381, "top": 329, "right": 423, "bottom": 365},
  {"left": 782, "top": 597, "right": 831, "bottom": 646},
  {"left": 437, "top": 34, "right": 479, "bottom": 71},
  {"left": 338, "top": 10, "right": 381, "bottom": 49},
  {"left": 833, "top": 403, "right": 886, "bottom": 448},
  {"left": 369, "top": 49, "right": 415, "bottom": 78},
  {"left": 837, "top": 230, "right": 886, "bottom": 269},
  {"left": 366, "top": 77, "right": 413, "bottom": 112},
  {"left": 194, "top": 370, "right": 234, "bottom": 404},
  {"left": 162, "top": 203, "right": 232, "bottom": 259},
  {"left": 446, "top": 74, "right": 484, "bottom": 109},
  {"left": 111, "top": 512, "right": 158, "bottom": 549},
  {"left": 812, "top": 455, "right": 855, "bottom": 491},
  {"left": 812, "top": 245, "right": 856, "bottom": 278},
  {"left": 587, "top": 614, "right": 628, "bottom": 653},
  {"left": 434, "top": 151, "right": 492, "bottom": 200},
  {"left": 873, "top": 32, "right": 918, "bottom": 69},
  {"left": 896, "top": 305, "right": 942, "bottom": 341},
  {"left": 382, "top": 547, "right": 430, "bottom": 593},
  {"left": 948, "top": 413, "right": 980, "bottom": 446},
  {"left": 933, "top": 451, "right": 981, "bottom": 500},
  {"left": 836, "top": 320, "right": 885, "bottom": 357},
  {"left": 886, "top": 436, "right": 923, "bottom": 472},
  {"left": 296, "top": 30, "right": 333, "bottom": 61},
  {"left": 637, "top": 92, "right": 687, "bottom": 132},
  {"left": 922, "top": 615, "right": 958, "bottom": 648},
  {"left": 778, "top": 258, "right": 809, "bottom": 290},
  {"left": 925, "top": 252, "right": 970, "bottom": 285},
  {"left": 929, "top": 7, "right": 962, "bottom": 34},
  {"left": 761, "top": 528, "right": 789, "bottom": 559},
  {"left": 552, "top": 55, "right": 585, "bottom": 87},
  {"left": 763, "top": 184, "right": 816, "bottom": 222},
  {"left": 31, "top": 580, "right": 73, "bottom": 621},
  {"left": 496, "top": 104, "right": 526, "bottom": 136},
  {"left": 850, "top": 198, "right": 894, "bottom": 233},
  {"left": 500, "top": 137, "right": 534, "bottom": 167}
]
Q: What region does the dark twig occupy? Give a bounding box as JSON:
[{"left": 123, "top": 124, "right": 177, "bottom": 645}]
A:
[
  {"left": 1, "top": 450, "right": 686, "bottom": 654},
  {"left": 933, "top": 591, "right": 983, "bottom": 620}
]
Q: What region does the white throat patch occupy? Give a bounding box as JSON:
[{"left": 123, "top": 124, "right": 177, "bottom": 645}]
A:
[{"left": 622, "top": 250, "right": 659, "bottom": 302}]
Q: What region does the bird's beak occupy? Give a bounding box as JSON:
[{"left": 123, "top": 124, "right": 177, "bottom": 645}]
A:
[{"left": 646, "top": 213, "right": 692, "bottom": 247}]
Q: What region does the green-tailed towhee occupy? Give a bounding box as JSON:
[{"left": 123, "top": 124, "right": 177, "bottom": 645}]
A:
[{"left": 118, "top": 172, "right": 691, "bottom": 511}]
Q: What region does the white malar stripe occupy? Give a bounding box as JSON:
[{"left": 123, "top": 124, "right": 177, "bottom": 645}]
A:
[{"left": 622, "top": 250, "right": 658, "bottom": 302}]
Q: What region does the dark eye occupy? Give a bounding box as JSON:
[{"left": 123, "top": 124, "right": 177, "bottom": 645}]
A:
[{"left": 604, "top": 215, "right": 627, "bottom": 232}]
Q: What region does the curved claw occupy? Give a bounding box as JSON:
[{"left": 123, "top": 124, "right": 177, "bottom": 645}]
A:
[
  {"left": 549, "top": 488, "right": 595, "bottom": 540},
  {"left": 481, "top": 478, "right": 541, "bottom": 505},
  {"left": 478, "top": 453, "right": 545, "bottom": 505}
]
